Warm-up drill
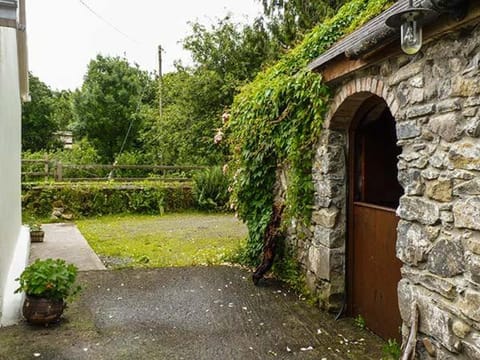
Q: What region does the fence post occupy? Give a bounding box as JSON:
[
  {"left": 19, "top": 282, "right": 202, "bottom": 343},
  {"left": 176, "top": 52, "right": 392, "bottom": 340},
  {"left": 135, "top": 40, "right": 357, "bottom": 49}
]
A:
[
  {"left": 56, "top": 161, "right": 63, "bottom": 182},
  {"left": 44, "top": 155, "right": 49, "bottom": 181}
]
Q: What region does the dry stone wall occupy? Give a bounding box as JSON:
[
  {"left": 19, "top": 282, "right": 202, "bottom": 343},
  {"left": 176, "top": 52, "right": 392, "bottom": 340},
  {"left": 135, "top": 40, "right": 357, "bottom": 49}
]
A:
[{"left": 286, "top": 21, "right": 480, "bottom": 358}]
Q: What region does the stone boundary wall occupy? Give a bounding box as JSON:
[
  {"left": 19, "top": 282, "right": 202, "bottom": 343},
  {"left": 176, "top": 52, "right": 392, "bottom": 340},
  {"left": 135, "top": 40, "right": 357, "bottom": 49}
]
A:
[{"left": 286, "top": 21, "right": 480, "bottom": 358}]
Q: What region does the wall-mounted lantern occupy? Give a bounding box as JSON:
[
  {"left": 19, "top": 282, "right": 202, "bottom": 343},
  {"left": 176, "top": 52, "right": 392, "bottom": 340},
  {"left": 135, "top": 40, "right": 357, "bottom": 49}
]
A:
[
  {"left": 385, "top": 0, "right": 434, "bottom": 55},
  {"left": 386, "top": 0, "right": 470, "bottom": 55}
]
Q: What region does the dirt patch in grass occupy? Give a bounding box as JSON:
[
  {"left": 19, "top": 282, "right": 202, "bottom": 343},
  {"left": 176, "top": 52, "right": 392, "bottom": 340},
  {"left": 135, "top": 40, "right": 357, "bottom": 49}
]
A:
[{"left": 76, "top": 212, "right": 248, "bottom": 268}]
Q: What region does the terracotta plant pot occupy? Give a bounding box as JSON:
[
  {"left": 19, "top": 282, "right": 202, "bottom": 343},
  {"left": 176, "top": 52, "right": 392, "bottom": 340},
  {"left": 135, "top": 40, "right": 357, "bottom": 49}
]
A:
[
  {"left": 22, "top": 295, "right": 65, "bottom": 325},
  {"left": 30, "top": 230, "right": 45, "bottom": 243}
]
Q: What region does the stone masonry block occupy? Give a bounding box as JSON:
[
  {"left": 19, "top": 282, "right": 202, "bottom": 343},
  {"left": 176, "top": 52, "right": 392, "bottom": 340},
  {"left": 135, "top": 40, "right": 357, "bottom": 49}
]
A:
[
  {"left": 311, "top": 208, "right": 339, "bottom": 229},
  {"left": 437, "top": 99, "right": 461, "bottom": 113},
  {"left": 425, "top": 179, "right": 453, "bottom": 202},
  {"left": 307, "top": 245, "right": 344, "bottom": 281},
  {"left": 371, "top": 78, "right": 378, "bottom": 93},
  {"left": 453, "top": 197, "right": 480, "bottom": 231},
  {"left": 313, "top": 226, "right": 345, "bottom": 249},
  {"left": 398, "top": 280, "right": 460, "bottom": 353},
  {"left": 398, "top": 169, "right": 424, "bottom": 196},
  {"left": 376, "top": 79, "right": 384, "bottom": 95},
  {"left": 407, "top": 104, "right": 435, "bottom": 119},
  {"left": 428, "top": 113, "right": 462, "bottom": 142},
  {"left": 459, "top": 290, "right": 480, "bottom": 323},
  {"left": 448, "top": 139, "right": 480, "bottom": 171},
  {"left": 451, "top": 75, "right": 480, "bottom": 97},
  {"left": 467, "top": 253, "right": 480, "bottom": 286},
  {"left": 389, "top": 61, "right": 423, "bottom": 86},
  {"left": 401, "top": 267, "right": 457, "bottom": 300},
  {"left": 427, "top": 239, "right": 465, "bottom": 278},
  {"left": 454, "top": 178, "right": 480, "bottom": 196},
  {"left": 397, "top": 221, "right": 432, "bottom": 265},
  {"left": 464, "top": 96, "right": 480, "bottom": 108},
  {"left": 397, "top": 120, "right": 421, "bottom": 140},
  {"left": 397, "top": 196, "right": 440, "bottom": 225}
]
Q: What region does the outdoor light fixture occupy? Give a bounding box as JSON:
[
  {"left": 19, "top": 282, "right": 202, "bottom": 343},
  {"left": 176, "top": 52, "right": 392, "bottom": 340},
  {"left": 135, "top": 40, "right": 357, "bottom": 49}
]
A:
[{"left": 386, "top": 0, "right": 433, "bottom": 55}]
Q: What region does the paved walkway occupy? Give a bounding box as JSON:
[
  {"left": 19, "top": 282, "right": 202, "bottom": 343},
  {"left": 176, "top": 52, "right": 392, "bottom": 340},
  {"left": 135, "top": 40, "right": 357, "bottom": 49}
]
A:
[
  {"left": 4, "top": 223, "right": 386, "bottom": 359},
  {"left": 29, "top": 223, "right": 105, "bottom": 271},
  {"left": 0, "top": 267, "right": 385, "bottom": 359}
]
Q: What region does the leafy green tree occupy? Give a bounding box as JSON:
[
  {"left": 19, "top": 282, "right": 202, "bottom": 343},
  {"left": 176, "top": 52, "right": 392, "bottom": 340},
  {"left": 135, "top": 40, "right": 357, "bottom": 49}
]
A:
[
  {"left": 51, "top": 90, "right": 75, "bottom": 131},
  {"left": 142, "top": 17, "right": 275, "bottom": 166},
  {"left": 22, "top": 73, "right": 60, "bottom": 151},
  {"left": 259, "top": 0, "right": 346, "bottom": 48},
  {"left": 142, "top": 67, "right": 227, "bottom": 165},
  {"left": 183, "top": 17, "right": 274, "bottom": 84},
  {"left": 73, "top": 55, "right": 157, "bottom": 163}
]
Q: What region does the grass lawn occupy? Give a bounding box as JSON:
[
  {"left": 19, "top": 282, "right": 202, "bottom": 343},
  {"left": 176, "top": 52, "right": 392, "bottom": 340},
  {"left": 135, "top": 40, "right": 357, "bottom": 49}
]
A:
[{"left": 76, "top": 212, "right": 247, "bottom": 268}]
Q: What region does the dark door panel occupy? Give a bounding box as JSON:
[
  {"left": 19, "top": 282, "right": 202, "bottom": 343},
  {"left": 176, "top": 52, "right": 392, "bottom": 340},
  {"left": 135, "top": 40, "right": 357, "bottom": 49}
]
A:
[{"left": 352, "top": 202, "right": 402, "bottom": 340}]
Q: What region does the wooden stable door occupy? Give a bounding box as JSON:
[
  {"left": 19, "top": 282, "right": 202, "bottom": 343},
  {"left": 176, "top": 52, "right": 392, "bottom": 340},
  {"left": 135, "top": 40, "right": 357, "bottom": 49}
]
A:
[{"left": 348, "top": 103, "right": 403, "bottom": 341}]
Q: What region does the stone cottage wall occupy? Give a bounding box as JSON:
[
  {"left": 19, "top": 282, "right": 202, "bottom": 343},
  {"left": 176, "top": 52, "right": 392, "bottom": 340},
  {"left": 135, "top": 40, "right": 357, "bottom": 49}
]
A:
[{"left": 286, "top": 21, "right": 480, "bottom": 358}]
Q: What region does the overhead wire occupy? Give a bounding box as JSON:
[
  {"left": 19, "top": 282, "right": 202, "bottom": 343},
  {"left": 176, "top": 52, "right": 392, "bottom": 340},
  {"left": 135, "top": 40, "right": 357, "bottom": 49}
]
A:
[
  {"left": 106, "top": 82, "right": 147, "bottom": 179},
  {"left": 76, "top": 0, "right": 152, "bottom": 177},
  {"left": 118, "top": 85, "right": 147, "bottom": 158},
  {"left": 78, "top": 0, "right": 141, "bottom": 44}
]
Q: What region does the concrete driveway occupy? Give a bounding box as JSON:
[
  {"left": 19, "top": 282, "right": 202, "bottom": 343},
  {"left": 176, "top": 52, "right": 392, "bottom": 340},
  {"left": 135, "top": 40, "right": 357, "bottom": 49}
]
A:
[{"left": 0, "top": 266, "right": 385, "bottom": 360}]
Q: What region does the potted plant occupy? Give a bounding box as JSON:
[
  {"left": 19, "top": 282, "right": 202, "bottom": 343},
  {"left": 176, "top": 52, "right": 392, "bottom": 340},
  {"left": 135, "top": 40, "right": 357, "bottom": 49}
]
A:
[
  {"left": 28, "top": 223, "right": 44, "bottom": 243},
  {"left": 15, "top": 258, "right": 81, "bottom": 325}
]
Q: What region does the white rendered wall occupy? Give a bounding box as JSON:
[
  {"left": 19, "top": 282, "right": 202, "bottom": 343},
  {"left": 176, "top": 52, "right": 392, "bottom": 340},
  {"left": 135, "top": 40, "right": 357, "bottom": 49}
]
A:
[{"left": 0, "top": 26, "right": 28, "bottom": 326}]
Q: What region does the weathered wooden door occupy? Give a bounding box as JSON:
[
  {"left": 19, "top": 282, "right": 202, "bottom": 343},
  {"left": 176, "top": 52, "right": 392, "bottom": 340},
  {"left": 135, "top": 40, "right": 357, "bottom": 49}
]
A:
[{"left": 348, "top": 103, "right": 403, "bottom": 341}]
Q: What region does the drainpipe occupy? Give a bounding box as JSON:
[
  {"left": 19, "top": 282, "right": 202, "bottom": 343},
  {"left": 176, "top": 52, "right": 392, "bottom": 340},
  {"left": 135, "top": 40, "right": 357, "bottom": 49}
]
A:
[
  {"left": 17, "top": 0, "right": 29, "bottom": 102},
  {"left": 0, "top": 0, "right": 29, "bottom": 102}
]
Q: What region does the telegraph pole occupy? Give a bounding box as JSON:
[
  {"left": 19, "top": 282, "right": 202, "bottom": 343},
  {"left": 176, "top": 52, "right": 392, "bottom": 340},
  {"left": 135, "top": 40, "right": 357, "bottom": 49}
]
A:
[{"left": 158, "top": 45, "right": 163, "bottom": 118}]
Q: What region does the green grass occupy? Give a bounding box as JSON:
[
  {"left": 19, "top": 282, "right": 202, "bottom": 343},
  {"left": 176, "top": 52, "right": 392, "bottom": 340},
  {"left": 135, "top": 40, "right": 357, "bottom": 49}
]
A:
[{"left": 76, "top": 212, "right": 248, "bottom": 268}]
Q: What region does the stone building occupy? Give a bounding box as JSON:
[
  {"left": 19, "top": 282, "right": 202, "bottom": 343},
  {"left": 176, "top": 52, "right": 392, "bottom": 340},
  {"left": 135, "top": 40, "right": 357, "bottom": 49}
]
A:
[{"left": 287, "top": 0, "right": 480, "bottom": 358}]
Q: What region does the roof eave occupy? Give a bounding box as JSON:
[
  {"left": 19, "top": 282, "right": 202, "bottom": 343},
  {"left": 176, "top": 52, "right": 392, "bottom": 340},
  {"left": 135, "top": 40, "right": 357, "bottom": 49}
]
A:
[
  {"left": 307, "top": 0, "right": 434, "bottom": 72},
  {"left": 0, "top": 0, "right": 17, "bottom": 27}
]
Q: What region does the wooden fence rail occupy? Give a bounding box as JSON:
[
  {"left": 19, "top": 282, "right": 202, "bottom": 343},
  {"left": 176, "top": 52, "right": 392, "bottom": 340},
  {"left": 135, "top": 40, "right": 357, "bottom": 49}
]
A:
[{"left": 21, "top": 159, "right": 208, "bottom": 182}]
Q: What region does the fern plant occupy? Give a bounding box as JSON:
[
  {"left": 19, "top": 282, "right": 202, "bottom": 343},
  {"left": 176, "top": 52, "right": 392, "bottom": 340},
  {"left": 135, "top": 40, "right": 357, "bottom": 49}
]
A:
[{"left": 192, "top": 166, "right": 229, "bottom": 210}]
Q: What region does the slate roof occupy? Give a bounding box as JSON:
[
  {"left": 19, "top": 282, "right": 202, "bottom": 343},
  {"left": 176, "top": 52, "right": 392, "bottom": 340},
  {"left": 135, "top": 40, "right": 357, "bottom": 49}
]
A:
[{"left": 308, "top": 0, "right": 433, "bottom": 71}]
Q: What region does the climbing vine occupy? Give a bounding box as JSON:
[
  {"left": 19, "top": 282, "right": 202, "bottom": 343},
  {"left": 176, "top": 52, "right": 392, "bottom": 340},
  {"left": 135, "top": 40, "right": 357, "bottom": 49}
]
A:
[{"left": 225, "top": 0, "right": 393, "bottom": 264}]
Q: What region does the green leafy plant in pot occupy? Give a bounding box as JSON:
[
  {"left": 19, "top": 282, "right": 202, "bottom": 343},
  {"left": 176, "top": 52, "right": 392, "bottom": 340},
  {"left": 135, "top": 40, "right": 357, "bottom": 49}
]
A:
[
  {"left": 15, "top": 258, "right": 81, "bottom": 325},
  {"left": 28, "top": 222, "right": 44, "bottom": 243}
]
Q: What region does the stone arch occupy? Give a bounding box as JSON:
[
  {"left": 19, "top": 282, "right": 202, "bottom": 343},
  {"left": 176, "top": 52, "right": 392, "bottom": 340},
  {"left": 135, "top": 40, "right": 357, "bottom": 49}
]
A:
[{"left": 324, "top": 76, "right": 399, "bottom": 130}]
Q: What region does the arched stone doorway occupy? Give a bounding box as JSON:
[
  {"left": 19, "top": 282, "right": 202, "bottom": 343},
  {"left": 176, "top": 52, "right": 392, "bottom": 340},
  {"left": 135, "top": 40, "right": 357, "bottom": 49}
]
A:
[
  {"left": 347, "top": 95, "right": 403, "bottom": 341},
  {"left": 310, "top": 83, "right": 403, "bottom": 341}
]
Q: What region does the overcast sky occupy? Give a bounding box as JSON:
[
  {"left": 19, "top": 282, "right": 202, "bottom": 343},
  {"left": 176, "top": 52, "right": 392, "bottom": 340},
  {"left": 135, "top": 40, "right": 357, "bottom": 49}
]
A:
[{"left": 26, "top": 0, "right": 263, "bottom": 91}]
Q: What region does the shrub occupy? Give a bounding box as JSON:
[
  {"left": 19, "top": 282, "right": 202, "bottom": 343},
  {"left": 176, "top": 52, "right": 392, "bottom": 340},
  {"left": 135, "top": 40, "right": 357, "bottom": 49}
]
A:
[
  {"left": 22, "top": 182, "right": 194, "bottom": 218},
  {"left": 192, "top": 166, "right": 229, "bottom": 210},
  {"left": 15, "top": 259, "right": 81, "bottom": 301},
  {"left": 22, "top": 140, "right": 103, "bottom": 180}
]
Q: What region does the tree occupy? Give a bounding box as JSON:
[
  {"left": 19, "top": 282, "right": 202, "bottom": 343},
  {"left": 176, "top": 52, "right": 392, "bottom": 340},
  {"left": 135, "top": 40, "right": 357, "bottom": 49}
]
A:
[
  {"left": 73, "top": 55, "right": 156, "bottom": 163},
  {"left": 22, "top": 73, "right": 60, "bottom": 151},
  {"left": 141, "top": 17, "right": 275, "bottom": 166},
  {"left": 183, "top": 16, "right": 274, "bottom": 84},
  {"left": 51, "top": 90, "right": 75, "bottom": 131},
  {"left": 142, "top": 67, "right": 228, "bottom": 165},
  {"left": 258, "top": 0, "right": 346, "bottom": 48}
]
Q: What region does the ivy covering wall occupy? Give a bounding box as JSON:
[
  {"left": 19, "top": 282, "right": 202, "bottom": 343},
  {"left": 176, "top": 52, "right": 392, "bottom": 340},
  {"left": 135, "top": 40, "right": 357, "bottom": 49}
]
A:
[{"left": 226, "top": 0, "right": 393, "bottom": 263}]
